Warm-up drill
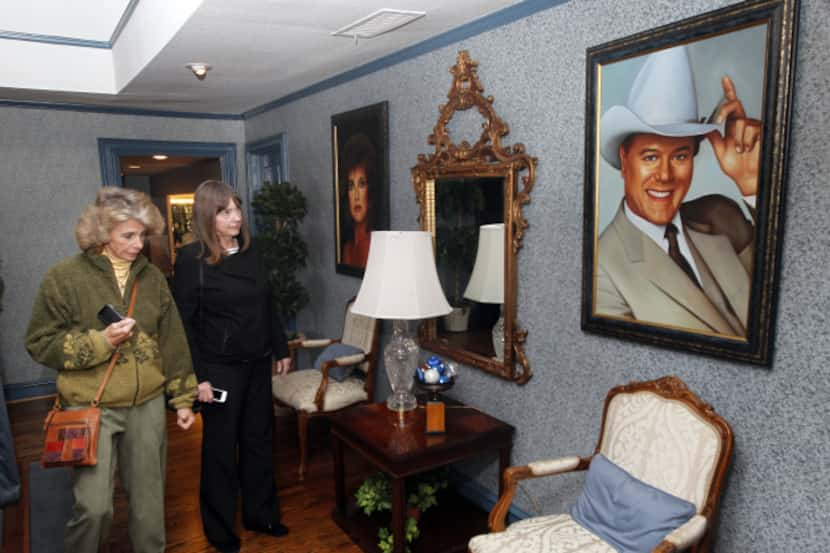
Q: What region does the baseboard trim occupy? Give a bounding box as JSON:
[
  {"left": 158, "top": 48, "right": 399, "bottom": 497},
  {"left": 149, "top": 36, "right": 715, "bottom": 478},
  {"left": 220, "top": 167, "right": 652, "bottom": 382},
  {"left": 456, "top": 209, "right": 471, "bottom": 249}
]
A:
[
  {"left": 450, "top": 468, "right": 532, "bottom": 524},
  {"left": 3, "top": 380, "right": 57, "bottom": 402}
]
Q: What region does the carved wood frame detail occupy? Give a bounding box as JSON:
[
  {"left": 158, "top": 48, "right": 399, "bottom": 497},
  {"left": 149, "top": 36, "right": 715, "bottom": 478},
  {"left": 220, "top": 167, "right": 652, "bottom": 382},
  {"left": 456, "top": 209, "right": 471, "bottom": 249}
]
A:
[{"left": 412, "top": 50, "right": 537, "bottom": 384}]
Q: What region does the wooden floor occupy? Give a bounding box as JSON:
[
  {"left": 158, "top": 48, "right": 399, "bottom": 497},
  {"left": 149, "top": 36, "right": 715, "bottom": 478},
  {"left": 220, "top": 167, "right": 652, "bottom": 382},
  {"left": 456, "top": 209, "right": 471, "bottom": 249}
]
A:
[{"left": 3, "top": 397, "right": 372, "bottom": 553}]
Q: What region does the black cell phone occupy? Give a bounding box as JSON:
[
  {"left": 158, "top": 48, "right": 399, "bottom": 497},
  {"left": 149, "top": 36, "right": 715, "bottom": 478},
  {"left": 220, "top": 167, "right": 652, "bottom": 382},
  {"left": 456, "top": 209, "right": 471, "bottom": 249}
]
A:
[{"left": 97, "top": 304, "right": 124, "bottom": 325}]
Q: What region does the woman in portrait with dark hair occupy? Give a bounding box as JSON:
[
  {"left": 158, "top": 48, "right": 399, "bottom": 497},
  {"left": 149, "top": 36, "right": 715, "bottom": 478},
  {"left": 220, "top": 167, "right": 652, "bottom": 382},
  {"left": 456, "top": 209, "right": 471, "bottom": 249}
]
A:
[
  {"left": 173, "top": 180, "right": 292, "bottom": 553},
  {"left": 340, "top": 133, "right": 377, "bottom": 268},
  {"left": 26, "top": 186, "right": 197, "bottom": 553}
]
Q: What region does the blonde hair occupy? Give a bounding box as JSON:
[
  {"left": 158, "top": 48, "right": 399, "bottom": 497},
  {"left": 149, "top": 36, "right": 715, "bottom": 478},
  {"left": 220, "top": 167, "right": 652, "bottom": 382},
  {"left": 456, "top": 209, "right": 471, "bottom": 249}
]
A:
[
  {"left": 75, "top": 187, "right": 165, "bottom": 251},
  {"left": 191, "top": 180, "right": 251, "bottom": 265}
]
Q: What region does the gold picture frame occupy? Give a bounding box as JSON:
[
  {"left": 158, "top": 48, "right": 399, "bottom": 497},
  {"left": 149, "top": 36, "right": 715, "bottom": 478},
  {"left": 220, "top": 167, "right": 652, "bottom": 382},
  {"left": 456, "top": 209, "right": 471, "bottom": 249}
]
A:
[{"left": 166, "top": 193, "right": 195, "bottom": 265}]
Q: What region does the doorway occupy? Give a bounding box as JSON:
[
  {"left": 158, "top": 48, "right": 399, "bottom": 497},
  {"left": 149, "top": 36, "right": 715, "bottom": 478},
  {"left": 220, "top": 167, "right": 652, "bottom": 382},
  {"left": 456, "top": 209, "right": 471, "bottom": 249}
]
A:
[{"left": 98, "top": 139, "right": 238, "bottom": 277}]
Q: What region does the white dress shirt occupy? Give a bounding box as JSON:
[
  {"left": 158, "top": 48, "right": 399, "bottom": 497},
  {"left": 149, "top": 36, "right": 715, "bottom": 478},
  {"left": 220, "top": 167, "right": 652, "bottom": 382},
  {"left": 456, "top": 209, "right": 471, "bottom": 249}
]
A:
[{"left": 623, "top": 201, "right": 703, "bottom": 285}]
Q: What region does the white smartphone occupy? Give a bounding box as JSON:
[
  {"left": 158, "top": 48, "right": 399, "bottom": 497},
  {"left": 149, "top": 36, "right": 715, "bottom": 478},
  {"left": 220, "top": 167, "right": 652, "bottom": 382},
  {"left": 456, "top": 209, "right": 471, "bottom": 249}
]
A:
[{"left": 211, "top": 387, "right": 228, "bottom": 403}]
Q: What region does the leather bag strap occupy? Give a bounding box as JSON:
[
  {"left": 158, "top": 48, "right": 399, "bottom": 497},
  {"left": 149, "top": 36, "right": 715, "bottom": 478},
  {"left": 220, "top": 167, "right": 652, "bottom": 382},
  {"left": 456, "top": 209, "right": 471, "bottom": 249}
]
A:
[{"left": 90, "top": 281, "right": 139, "bottom": 407}]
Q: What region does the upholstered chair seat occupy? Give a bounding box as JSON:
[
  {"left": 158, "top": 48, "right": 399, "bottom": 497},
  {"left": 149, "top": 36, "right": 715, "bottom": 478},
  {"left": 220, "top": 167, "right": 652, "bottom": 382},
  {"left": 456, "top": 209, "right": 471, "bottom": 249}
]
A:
[
  {"left": 271, "top": 298, "right": 379, "bottom": 480},
  {"left": 468, "top": 376, "right": 733, "bottom": 553},
  {"left": 470, "top": 513, "right": 616, "bottom": 553},
  {"left": 273, "top": 368, "right": 368, "bottom": 413}
]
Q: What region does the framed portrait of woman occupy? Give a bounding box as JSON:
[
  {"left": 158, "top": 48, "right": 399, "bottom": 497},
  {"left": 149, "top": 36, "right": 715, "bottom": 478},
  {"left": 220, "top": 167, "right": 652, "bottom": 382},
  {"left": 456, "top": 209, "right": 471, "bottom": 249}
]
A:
[{"left": 331, "top": 101, "right": 389, "bottom": 277}]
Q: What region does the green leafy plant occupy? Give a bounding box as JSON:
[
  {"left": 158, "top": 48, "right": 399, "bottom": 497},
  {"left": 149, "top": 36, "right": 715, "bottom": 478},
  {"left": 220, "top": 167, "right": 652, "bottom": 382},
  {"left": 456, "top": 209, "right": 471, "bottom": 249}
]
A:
[
  {"left": 251, "top": 182, "right": 309, "bottom": 326},
  {"left": 435, "top": 181, "right": 486, "bottom": 305},
  {"left": 355, "top": 472, "right": 392, "bottom": 515},
  {"left": 355, "top": 469, "right": 449, "bottom": 553},
  {"left": 377, "top": 519, "right": 419, "bottom": 553},
  {"left": 435, "top": 224, "right": 479, "bottom": 304}
]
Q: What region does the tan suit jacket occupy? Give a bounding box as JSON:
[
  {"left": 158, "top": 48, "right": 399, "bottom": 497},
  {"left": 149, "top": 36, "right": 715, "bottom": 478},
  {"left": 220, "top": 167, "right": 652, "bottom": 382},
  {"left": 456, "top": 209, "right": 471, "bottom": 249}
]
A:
[{"left": 596, "top": 196, "right": 754, "bottom": 338}]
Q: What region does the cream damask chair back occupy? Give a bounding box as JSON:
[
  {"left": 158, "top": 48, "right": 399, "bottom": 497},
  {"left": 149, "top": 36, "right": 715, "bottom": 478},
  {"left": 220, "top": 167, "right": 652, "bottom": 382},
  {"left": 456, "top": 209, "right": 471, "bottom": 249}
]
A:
[
  {"left": 469, "top": 376, "right": 733, "bottom": 553},
  {"left": 272, "top": 298, "right": 379, "bottom": 480},
  {"left": 340, "top": 301, "right": 377, "bottom": 376},
  {"left": 598, "top": 383, "right": 723, "bottom": 514}
]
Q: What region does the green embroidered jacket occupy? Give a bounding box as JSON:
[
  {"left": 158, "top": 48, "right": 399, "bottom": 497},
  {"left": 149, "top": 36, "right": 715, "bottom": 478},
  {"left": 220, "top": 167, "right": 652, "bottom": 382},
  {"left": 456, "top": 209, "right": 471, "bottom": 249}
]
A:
[{"left": 26, "top": 251, "right": 197, "bottom": 410}]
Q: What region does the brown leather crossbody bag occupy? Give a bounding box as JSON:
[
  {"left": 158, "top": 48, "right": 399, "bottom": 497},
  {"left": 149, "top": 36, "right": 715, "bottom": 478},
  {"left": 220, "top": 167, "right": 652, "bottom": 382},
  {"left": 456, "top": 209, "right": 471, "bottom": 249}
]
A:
[{"left": 41, "top": 282, "right": 138, "bottom": 468}]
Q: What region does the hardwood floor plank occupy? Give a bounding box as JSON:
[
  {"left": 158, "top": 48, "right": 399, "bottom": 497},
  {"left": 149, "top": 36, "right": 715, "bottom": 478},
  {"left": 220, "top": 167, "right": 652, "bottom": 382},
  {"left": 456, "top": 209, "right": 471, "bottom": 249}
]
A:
[{"left": 4, "top": 398, "right": 369, "bottom": 553}]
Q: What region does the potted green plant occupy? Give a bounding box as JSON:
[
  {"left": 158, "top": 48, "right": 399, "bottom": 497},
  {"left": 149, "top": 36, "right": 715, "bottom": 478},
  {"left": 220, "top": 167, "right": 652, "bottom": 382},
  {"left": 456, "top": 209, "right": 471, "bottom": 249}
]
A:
[
  {"left": 251, "top": 182, "right": 309, "bottom": 333},
  {"left": 435, "top": 181, "right": 485, "bottom": 332},
  {"left": 354, "top": 469, "right": 449, "bottom": 553}
]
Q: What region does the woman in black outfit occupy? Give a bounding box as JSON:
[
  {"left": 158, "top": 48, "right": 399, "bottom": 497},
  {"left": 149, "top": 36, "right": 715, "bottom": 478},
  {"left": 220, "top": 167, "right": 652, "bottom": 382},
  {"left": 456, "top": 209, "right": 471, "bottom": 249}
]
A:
[{"left": 173, "top": 180, "right": 292, "bottom": 553}]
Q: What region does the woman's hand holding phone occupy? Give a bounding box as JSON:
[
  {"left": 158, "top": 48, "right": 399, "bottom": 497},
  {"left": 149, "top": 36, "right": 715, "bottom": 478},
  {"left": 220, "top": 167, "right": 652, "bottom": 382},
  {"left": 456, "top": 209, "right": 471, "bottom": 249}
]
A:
[
  {"left": 102, "top": 318, "right": 136, "bottom": 347},
  {"left": 197, "top": 381, "right": 214, "bottom": 403}
]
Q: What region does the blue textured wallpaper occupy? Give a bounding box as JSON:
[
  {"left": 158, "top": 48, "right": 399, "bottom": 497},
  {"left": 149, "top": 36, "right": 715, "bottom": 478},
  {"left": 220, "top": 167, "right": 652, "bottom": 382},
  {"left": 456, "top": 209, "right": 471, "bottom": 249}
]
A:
[
  {"left": 244, "top": 0, "right": 829, "bottom": 550},
  {"left": 0, "top": 109, "right": 245, "bottom": 386}
]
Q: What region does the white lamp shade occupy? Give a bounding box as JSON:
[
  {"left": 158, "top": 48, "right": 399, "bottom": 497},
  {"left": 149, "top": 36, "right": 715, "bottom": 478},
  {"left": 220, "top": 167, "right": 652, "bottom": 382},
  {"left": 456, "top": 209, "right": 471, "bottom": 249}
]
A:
[
  {"left": 351, "top": 231, "right": 452, "bottom": 320},
  {"left": 463, "top": 223, "right": 504, "bottom": 304}
]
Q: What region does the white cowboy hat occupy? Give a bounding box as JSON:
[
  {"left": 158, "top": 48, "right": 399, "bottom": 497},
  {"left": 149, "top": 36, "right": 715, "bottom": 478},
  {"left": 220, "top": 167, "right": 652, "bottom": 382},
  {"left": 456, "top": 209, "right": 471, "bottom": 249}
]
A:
[{"left": 600, "top": 45, "right": 719, "bottom": 169}]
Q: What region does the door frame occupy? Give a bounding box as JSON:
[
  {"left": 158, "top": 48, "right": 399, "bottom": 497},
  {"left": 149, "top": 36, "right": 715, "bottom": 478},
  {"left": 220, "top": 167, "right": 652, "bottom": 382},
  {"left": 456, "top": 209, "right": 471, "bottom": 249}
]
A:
[{"left": 97, "top": 138, "right": 238, "bottom": 187}]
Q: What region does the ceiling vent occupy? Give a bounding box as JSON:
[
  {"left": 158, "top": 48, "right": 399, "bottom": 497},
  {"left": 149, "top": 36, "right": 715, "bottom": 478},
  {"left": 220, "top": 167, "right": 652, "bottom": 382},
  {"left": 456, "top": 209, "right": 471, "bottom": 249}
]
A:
[{"left": 332, "top": 9, "right": 426, "bottom": 40}]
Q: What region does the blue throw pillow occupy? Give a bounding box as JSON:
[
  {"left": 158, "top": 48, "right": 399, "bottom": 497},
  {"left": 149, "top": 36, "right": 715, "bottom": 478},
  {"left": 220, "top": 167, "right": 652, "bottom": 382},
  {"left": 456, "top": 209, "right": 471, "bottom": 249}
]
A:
[
  {"left": 314, "top": 343, "right": 364, "bottom": 382},
  {"left": 570, "top": 453, "right": 696, "bottom": 553}
]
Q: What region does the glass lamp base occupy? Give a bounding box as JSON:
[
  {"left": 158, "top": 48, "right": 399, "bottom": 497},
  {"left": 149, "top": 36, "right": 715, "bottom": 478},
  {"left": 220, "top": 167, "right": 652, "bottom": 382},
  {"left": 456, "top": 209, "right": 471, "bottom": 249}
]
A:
[
  {"left": 384, "top": 320, "right": 419, "bottom": 412},
  {"left": 386, "top": 390, "right": 417, "bottom": 412},
  {"left": 492, "top": 312, "right": 505, "bottom": 361}
]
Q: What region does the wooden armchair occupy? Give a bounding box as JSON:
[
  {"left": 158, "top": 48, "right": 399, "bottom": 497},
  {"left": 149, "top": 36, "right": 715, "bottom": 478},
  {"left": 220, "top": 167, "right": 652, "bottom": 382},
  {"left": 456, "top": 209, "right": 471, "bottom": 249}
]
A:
[
  {"left": 272, "top": 298, "right": 379, "bottom": 480},
  {"left": 469, "top": 376, "right": 733, "bottom": 553}
]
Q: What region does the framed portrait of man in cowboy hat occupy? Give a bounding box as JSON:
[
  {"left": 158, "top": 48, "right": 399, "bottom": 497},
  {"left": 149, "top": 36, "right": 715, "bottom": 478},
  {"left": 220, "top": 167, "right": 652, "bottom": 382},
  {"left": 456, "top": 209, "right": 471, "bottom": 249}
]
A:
[{"left": 580, "top": 0, "right": 799, "bottom": 365}]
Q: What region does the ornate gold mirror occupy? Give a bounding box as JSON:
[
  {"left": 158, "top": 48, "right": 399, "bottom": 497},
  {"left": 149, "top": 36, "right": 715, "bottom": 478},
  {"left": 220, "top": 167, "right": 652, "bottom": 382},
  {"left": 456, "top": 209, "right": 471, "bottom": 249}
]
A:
[{"left": 412, "top": 50, "right": 536, "bottom": 384}]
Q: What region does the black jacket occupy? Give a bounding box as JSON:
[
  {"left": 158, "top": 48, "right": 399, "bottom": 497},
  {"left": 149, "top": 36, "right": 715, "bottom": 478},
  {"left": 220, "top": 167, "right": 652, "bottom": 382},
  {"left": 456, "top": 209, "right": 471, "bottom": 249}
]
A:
[{"left": 173, "top": 242, "right": 288, "bottom": 382}]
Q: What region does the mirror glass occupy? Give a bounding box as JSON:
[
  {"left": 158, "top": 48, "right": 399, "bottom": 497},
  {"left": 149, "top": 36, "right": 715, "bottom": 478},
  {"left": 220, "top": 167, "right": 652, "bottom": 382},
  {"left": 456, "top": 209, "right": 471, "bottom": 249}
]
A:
[{"left": 433, "top": 177, "right": 504, "bottom": 358}]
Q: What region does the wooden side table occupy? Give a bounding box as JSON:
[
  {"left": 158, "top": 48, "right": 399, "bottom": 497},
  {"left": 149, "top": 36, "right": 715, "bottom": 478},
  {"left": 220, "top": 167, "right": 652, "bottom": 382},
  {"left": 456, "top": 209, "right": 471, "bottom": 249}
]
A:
[{"left": 330, "top": 402, "right": 514, "bottom": 553}]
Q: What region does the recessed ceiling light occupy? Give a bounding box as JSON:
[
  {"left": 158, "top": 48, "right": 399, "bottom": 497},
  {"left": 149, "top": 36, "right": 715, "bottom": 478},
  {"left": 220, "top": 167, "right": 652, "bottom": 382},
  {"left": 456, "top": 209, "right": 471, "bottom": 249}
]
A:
[
  {"left": 152, "top": 154, "right": 168, "bottom": 160},
  {"left": 185, "top": 62, "right": 212, "bottom": 80},
  {"left": 128, "top": 164, "right": 141, "bottom": 169},
  {"left": 332, "top": 9, "right": 426, "bottom": 40}
]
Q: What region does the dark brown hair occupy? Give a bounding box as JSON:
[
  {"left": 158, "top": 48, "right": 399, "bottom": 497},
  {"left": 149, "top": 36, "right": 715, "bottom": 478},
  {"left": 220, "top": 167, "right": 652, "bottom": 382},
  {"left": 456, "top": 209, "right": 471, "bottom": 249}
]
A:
[
  {"left": 191, "top": 180, "right": 250, "bottom": 265},
  {"left": 339, "top": 133, "right": 377, "bottom": 230}
]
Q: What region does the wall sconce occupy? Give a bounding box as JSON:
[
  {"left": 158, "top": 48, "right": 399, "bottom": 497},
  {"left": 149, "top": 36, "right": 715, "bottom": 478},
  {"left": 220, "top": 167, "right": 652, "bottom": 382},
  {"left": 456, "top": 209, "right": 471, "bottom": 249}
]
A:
[{"left": 185, "top": 62, "right": 212, "bottom": 80}]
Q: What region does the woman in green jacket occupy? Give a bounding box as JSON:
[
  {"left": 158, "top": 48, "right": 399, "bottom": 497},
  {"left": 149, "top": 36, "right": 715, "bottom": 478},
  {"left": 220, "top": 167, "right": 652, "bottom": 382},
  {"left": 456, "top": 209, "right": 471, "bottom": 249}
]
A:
[{"left": 26, "top": 187, "right": 198, "bottom": 553}]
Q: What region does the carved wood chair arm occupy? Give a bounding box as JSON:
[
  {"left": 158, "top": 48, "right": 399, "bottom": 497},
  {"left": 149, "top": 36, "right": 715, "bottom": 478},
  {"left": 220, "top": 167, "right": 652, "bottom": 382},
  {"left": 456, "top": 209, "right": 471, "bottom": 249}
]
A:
[
  {"left": 288, "top": 337, "right": 338, "bottom": 364},
  {"left": 295, "top": 337, "right": 338, "bottom": 350},
  {"left": 312, "top": 353, "right": 367, "bottom": 410},
  {"left": 325, "top": 352, "right": 367, "bottom": 367},
  {"left": 488, "top": 455, "right": 591, "bottom": 532},
  {"left": 653, "top": 514, "right": 708, "bottom": 552}
]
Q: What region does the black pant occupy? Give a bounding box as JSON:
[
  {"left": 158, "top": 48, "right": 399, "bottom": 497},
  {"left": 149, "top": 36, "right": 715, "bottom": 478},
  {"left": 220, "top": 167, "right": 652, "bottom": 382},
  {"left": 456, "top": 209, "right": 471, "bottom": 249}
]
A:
[{"left": 199, "top": 358, "right": 280, "bottom": 550}]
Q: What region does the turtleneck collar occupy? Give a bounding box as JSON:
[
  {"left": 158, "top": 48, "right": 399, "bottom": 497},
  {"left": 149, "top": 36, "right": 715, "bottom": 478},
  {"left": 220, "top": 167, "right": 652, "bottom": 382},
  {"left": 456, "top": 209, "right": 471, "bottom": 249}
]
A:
[{"left": 102, "top": 250, "right": 132, "bottom": 296}]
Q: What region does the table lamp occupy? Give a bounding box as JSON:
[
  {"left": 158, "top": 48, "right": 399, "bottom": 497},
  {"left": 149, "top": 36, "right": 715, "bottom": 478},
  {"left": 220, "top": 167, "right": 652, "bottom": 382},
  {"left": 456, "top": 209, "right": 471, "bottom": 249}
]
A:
[
  {"left": 463, "top": 223, "right": 505, "bottom": 360},
  {"left": 351, "top": 231, "right": 451, "bottom": 412}
]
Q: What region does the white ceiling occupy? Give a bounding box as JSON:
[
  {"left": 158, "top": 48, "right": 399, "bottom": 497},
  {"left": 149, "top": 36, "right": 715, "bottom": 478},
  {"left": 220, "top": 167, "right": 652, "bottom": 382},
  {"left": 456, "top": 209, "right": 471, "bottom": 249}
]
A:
[
  {"left": 0, "top": 0, "right": 526, "bottom": 116},
  {"left": 0, "top": 0, "right": 132, "bottom": 42}
]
